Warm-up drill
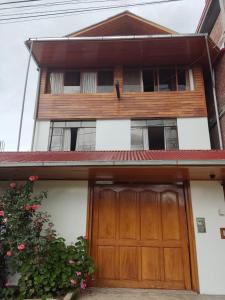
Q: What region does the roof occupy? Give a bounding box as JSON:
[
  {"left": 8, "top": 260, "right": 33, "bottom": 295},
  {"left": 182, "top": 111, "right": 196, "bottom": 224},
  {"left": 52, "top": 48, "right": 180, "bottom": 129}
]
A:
[
  {"left": 26, "top": 34, "right": 220, "bottom": 69},
  {"left": 1, "top": 150, "right": 225, "bottom": 165},
  {"left": 197, "top": 0, "right": 221, "bottom": 33},
  {"left": 67, "top": 11, "right": 177, "bottom": 37},
  {"left": 1, "top": 151, "right": 225, "bottom": 182}
]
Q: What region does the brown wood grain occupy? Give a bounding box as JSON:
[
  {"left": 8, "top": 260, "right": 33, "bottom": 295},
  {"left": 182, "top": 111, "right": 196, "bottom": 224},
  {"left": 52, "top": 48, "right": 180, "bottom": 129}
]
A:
[
  {"left": 91, "top": 184, "right": 192, "bottom": 289},
  {"left": 37, "top": 65, "right": 207, "bottom": 120}
]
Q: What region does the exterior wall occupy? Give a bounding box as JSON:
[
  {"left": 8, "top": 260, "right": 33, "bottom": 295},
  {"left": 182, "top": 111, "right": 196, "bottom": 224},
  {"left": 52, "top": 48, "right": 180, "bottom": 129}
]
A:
[
  {"left": 177, "top": 117, "right": 211, "bottom": 150},
  {"left": 96, "top": 119, "right": 130, "bottom": 150},
  {"left": 210, "top": 12, "right": 224, "bottom": 47},
  {"left": 190, "top": 181, "right": 225, "bottom": 295},
  {"left": 37, "top": 66, "right": 207, "bottom": 120},
  {"left": 33, "top": 120, "right": 50, "bottom": 151},
  {"left": 35, "top": 181, "right": 88, "bottom": 244}
]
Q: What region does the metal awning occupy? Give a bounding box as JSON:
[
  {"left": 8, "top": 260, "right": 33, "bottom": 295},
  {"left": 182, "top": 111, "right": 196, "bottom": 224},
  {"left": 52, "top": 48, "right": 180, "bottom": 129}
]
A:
[
  {"left": 1, "top": 150, "right": 225, "bottom": 182},
  {"left": 25, "top": 34, "right": 220, "bottom": 68}
]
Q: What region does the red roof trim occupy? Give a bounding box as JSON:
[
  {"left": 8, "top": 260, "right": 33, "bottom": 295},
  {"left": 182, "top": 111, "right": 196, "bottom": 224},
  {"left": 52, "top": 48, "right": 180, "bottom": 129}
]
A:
[{"left": 0, "top": 150, "right": 225, "bottom": 164}]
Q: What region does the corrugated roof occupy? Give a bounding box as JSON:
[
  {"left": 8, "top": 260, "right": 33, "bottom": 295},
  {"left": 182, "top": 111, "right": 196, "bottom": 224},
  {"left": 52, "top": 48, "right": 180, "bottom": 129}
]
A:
[{"left": 1, "top": 150, "right": 225, "bottom": 164}]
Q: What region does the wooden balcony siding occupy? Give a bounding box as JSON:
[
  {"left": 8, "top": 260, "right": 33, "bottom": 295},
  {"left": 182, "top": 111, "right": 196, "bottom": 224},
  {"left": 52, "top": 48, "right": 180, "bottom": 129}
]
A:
[{"left": 37, "top": 66, "right": 207, "bottom": 120}]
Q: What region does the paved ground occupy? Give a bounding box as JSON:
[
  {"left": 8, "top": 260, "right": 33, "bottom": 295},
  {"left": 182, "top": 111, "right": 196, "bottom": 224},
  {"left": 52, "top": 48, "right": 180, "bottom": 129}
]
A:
[{"left": 79, "top": 288, "right": 225, "bottom": 300}]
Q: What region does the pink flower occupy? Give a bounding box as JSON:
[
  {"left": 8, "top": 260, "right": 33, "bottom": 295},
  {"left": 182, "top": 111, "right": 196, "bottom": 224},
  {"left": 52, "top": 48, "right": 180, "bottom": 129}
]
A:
[
  {"left": 76, "top": 271, "right": 81, "bottom": 276},
  {"left": 68, "top": 260, "right": 75, "bottom": 265},
  {"left": 70, "top": 279, "right": 77, "bottom": 286},
  {"left": 28, "top": 175, "right": 39, "bottom": 182},
  {"left": 17, "top": 243, "right": 25, "bottom": 251},
  {"left": 31, "top": 204, "right": 40, "bottom": 211},
  {"left": 83, "top": 235, "right": 88, "bottom": 240},
  {"left": 0, "top": 211, "right": 4, "bottom": 217},
  {"left": 6, "top": 251, "right": 12, "bottom": 257},
  {"left": 5, "top": 282, "right": 9, "bottom": 287},
  {"left": 3, "top": 218, "right": 8, "bottom": 224},
  {"left": 9, "top": 182, "right": 16, "bottom": 188},
  {"left": 80, "top": 282, "right": 87, "bottom": 290}
]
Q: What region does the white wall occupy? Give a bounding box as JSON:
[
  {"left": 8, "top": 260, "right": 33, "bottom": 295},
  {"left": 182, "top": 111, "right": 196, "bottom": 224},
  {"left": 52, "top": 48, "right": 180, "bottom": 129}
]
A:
[
  {"left": 177, "top": 117, "right": 211, "bottom": 150},
  {"left": 33, "top": 120, "right": 50, "bottom": 151},
  {"left": 190, "top": 181, "right": 225, "bottom": 295},
  {"left": 96, "top": 119, "right": 131, "bottom": 150},
  {"left": 35, "top": 181, "right": 88, "bottom": 244}
]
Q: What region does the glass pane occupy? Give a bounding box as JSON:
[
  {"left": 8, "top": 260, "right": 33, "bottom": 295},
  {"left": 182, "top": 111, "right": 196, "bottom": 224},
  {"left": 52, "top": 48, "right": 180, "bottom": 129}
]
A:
[
  {"left": 165, "top": 127, "right": 178, "bottom": 150},
  {"left": 76, "top": 128, "right": 96, "bottom": 151},
  {"left": 50, "top": 135, "right": 63, "bottom": 151},
  {"left": 159, "top": 69, "right": 176, "bottom": 91},
  {"left": 124, "top": 69, "right": 141, "bottom": 92},
  {"left": 97, "top": 86, "right": 114, "bottom": 93},
  {"left": 131, "top": 120, "right": 147, "bottom": 127},
  {"left": 64, "top": 71, "right": 80, "bottom": 86},
  {"left": 131, "top": 128, "right": 144, "bottom": 150}
]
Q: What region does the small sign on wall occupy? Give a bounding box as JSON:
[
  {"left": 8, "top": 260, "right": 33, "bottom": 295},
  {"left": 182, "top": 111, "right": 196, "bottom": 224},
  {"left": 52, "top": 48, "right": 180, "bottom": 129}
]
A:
[
  {"left": 196, "top": 217, "right": 206, "bottom": 233},
  {"left": 220, "top": 228, "right": 225, "bottom": 239}
]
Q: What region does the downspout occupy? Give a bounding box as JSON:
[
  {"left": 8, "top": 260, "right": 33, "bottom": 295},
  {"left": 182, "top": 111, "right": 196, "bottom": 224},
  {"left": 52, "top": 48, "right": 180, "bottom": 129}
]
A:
[
  {"left": 31, "top": 68, "right": 41, "bottom": 151},
  {"left": 17, "top": 40, "right": 33, "bottom": 151},
  {"left": 205, "top": 35, "right": 223, "bottom": 149}
]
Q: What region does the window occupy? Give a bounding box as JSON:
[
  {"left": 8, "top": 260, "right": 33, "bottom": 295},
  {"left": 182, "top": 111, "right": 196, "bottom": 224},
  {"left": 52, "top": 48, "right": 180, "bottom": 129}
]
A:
[
  {"left": 124, "top": 67, "right": 191, "bottom": 92},
  {"left": 124, "top": 69, "right": 142, "bottom": 92},
  {"left": 49, "top": 121, "right": 96, "bottom": 151},
  {"left": 97, "top": 70, "right": 114, "bottom": 92},
  {"left": 49, "top": 70, "right": 114, "bottom": 94},
  {"left": 158, "top": 69, "right": 176, "bottom": 91},
  {"left": 64, "top": 71, "right": 80, "bottom": 94},
  {"left": 131, "top": 119, "right": 178, "bottom": 150}
]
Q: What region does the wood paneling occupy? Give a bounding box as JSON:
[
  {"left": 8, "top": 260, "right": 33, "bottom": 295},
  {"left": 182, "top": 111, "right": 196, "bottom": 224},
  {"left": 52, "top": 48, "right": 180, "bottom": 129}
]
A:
[
  {"left": 91, "top": 184, "right": 192, "bottom": 289},
  {"left": 37, "top": 66, "right": 207, "bottom": 120}
]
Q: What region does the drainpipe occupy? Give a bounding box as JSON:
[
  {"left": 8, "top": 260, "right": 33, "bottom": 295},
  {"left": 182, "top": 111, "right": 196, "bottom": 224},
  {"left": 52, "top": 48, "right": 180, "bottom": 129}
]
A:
[
  {"left": 205, "top": 35, "right": 223, "bottom": 149},
  {"left": 17, "top": 40, "right": 33, "bottom": 151}
]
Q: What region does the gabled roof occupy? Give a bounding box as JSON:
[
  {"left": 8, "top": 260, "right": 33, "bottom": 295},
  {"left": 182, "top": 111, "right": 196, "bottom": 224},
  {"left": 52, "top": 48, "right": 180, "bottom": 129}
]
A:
[{"left": 67, "top": 10, "right": 176, "bottom": 37}]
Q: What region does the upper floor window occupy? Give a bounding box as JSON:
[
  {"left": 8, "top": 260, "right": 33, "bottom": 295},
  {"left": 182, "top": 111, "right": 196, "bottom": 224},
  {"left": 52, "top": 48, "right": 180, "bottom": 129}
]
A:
[
  {"left": 49, "top": 70, "right": 114, "bottom": 94},
  {"left": 131, "top": 119, "right": 178, "bottom": 150},
  {"left": 124, "top": 67, "right": 192, "bottom": 92},
  {"left": 49, "top": 121, "right": 96, "bottom": 151}
]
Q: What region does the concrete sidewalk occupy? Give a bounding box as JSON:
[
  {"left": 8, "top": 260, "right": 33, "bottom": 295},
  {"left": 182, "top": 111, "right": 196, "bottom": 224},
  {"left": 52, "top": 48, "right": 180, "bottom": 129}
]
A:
[{"left": 80, "top": 288, "right": 225, "bottom": 300}]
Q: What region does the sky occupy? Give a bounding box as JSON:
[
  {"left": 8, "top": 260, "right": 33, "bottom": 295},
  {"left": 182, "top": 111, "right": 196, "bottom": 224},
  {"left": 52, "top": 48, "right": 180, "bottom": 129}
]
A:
[{"left": 0, "top": 0, "right": 206, "bottom": 151}]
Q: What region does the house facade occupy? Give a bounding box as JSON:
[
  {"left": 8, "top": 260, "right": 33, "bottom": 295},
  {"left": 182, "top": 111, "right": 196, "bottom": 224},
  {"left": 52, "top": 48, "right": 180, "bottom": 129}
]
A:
[
  {"left": 197, "top": 0, "right": 225, "bottom": 148},
  {"left": 1, "top": 11, "right": 225, "bottom": 295}
]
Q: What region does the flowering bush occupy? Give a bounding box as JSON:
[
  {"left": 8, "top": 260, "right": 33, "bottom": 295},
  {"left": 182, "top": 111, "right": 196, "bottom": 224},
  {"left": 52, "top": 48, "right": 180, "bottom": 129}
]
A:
[{"left": 0, "top": 177, "right": 95, "bottom": 299}]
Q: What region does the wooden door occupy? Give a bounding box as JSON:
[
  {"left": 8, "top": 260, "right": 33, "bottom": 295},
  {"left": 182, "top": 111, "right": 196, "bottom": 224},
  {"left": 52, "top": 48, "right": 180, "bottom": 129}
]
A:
[{"left": 91, "top": 185, "right": 191, "bottom": 290}]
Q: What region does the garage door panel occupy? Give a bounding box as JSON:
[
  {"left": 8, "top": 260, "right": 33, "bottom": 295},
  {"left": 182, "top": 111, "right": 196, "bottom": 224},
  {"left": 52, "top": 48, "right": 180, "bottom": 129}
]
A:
[
  {"left": 97, "top": 246, "right": 116, "bottom": 280},
  {"left": 164, "top": 247, "right": 184, "bottom": 281},
  {"left": 119, "top": 190, "right": 138, "bottom": 240},
  {"left": 161, "top": 191, "right": 180, "bottom": 241},
  {"left": 98, "top": 189, "right": 116, "bottom": 239},
  {"left": 119, "top": 246, "right": 138, "bottom": 280},
  {"left": 141, "top": 247, "right": 161, "bottom": 281},
  {"left": 140, "top": 191, "right": 161, "bottom": 241}
]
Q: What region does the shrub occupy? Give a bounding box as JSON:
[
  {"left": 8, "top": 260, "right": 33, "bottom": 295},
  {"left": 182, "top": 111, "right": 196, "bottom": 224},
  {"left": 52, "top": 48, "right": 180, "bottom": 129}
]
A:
[{"left": 0, "top": 178, "right": 95, "bottom": 299}]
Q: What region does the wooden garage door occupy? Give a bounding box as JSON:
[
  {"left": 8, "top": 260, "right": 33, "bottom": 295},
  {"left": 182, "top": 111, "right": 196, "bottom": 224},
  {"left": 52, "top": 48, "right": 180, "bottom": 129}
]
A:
[{"left": 91, "top": 185, "right": 191, "bottom": 290}]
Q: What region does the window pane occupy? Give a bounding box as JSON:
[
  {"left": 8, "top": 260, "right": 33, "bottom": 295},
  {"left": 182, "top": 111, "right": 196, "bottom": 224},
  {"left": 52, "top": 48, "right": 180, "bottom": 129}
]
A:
[
  {"left": 143, "top": 70, "right": 156, "bottom": 92},
  {"left": 177, "top": 69, "right": 188, "bottom": 91},
  {"left": 70, "top": 128, "right": 78, "bottom": 151},
  {"left": 124, "top": 69, "right": 141, "bottom": 92},
  {"left": 76, "top": 128, "right": 96, "bottom": 150},
  {"left": 131, "top": 128, "right": 144, "bottom": 150},
  {"left": 97, "top": 70, "right": 114, "bottom": 92},
  {"left": 159, "top": 69, "right": 176, "bottom": 91},
  {"left": 64, "top": 71, "right": 80, "bottom": 86},
  {"left": 165, "top": 127, "right": 178, "bottom": 149},
  {"left": 148, "top": 127, "right": 165, "bottom": 150}
]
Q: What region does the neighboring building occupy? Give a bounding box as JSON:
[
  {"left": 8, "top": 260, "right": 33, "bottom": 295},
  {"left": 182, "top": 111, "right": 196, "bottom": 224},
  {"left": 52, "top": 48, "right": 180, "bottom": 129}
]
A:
[
  {"left": 1, "top": 11, "right": 225, "bottom": 295},
  {"left": 197, "top": 0, "right": 225, "bottom": 148}
]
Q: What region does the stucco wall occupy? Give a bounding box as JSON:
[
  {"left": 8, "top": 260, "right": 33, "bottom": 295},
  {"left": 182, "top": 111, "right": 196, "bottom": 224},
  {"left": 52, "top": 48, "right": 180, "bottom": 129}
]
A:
[
  {"left": 96, "top": 119, "right": 131, "bottom": 150},
  {"left": 177, "top": 117, "right": 211, "bottom": 150},
  {"left": 35, "top": 181, "right": 88, "bottom": 244},
  {"left": 190, "top": 181, "right": 225, "bottom": 295},
  {"left": 33, "top": 121, "right": 50, "bottom": 151}
]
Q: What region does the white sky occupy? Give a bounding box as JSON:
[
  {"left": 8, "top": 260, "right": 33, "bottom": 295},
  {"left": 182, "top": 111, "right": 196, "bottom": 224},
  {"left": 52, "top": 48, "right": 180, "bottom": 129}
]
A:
[{"left": 0, "top": 0, "right": 205, "bottom": 151}]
